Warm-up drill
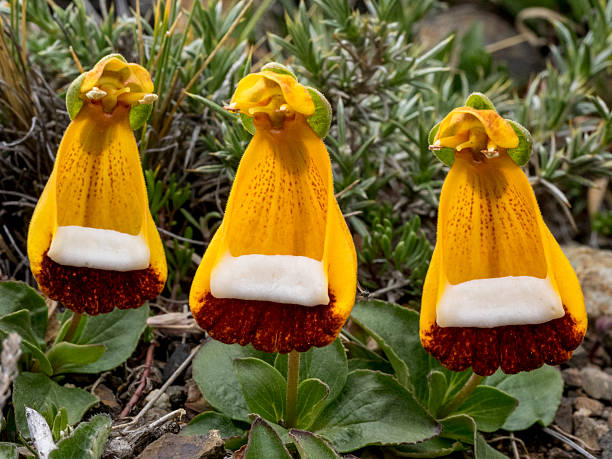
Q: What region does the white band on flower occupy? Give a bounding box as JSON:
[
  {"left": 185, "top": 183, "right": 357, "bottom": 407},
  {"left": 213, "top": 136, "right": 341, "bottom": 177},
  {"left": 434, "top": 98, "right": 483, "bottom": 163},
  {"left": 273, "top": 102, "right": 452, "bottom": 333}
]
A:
[
  {"left": 436, "top": 275, "right": 564, "bottom": 328},
  {"left": 48, "top": 226, "right": 150, "bottom": 271},
  {"left": 210, "top": 252, "right": 329, "bottom": 307}
]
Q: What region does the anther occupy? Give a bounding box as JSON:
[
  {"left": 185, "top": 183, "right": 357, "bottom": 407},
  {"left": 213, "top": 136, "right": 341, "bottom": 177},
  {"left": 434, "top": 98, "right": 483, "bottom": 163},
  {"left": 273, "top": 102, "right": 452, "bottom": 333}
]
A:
[
  {"left": 85, "top": 87, "right": 107, "bottom": 101},
  {"left": 481, "top": 149, "right": 499, "bottom": 159},
  {"left": 138, "top": 93, "right": 158, "bottom": 105}
]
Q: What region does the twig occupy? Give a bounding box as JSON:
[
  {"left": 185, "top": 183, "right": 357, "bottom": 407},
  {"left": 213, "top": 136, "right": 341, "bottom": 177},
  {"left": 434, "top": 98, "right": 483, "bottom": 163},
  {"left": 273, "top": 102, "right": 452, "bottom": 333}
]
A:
[
  {"left": 542, "top": 426, "right": 598, "bottom": 459},
  {"left": 510, "top": 432, "right": 520, "bottom": 459},
  {"left": 149, "top": 408, "right": 185, "bottom": 430},
  {"left": 119, "top": 342, "right": 156, "bottom": 418},
  {"left": 114, "top": 343, "right": 202, "bottom": 431}
]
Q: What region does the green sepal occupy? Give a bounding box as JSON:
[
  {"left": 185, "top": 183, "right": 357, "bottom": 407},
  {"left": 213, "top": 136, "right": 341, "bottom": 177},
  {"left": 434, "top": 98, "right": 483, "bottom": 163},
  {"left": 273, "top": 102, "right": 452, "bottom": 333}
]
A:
[
  {"left": 464, "top": 92, "right": 496, "bottom": 111},
  {"left": 240, "top": 113, "right": 256, "bottom": 135},
  {"left": 66, "top": 73, "right": 86, "bottom": 120},
  {"left": 261, "top": 62, "right": 297, "bottom": 80},
  {"left": 305, "top": 87, "right": 332, "bottom": 139},
  {"left": 95, "top": 53, "right": 127, "bottom": 65},
  {"left": 505, "top": 120, "right": 532, "bottom": 166},
  {"left": 428, "top": 121, "right": 454, "bottom": 167},
  {"left": 129, "top": 103, "right": 153, "bottom": 130}
]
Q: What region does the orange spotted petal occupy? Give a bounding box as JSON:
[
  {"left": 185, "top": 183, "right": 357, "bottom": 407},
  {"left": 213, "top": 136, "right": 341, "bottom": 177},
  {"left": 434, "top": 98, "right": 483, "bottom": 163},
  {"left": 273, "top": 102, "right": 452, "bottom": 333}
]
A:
[
  {"left": 27, "top": 102, "right": 166, "bottom": 315},
  {"left": 189, "top": 115, "right": 356, "bottom": 353},
  {"left": 420, "top": 151, "right": 586, "bottom": 375}
]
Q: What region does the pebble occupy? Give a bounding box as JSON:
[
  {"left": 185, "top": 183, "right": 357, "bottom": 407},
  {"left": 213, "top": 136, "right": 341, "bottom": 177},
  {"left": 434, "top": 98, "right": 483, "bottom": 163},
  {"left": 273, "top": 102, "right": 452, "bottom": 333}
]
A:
[
  {"left": 600, "top": 431, "right": 612, "bottom": 458},
  {"left": 564, "top": 245, "right": 612, "bottom": 321},
  {"left": 145, "top": 389, "right": 171, "bottom": 410},
  {"left": 136, "top": 430, "right": 225, "bottom": 459},
  {"left": 166, "top": 385, "right": 187, "bottom": 408},
  {"left": 573, "top": 409, "right": 609, "bottom": 450},
  {"left": 575, "top": 396, "right": 605, "bottom": 417},
  {"left": 562, "top": 368, "right": 582, "bottom": 387},
  {"left": 581, "top": 367, "right": 612, "bottom": 401},
  {"left": 554, "top": 397, "right": 573, "bottom": 433}
]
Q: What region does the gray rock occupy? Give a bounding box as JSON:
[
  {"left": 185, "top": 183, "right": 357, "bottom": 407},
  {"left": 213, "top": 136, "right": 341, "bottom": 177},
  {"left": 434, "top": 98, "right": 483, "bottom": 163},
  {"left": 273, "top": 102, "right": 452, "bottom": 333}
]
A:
[
  {"left": 582, "top": 367, "right": 612, "bottom": 401},
  {"left": 136, "top": 430, "right": 225, "bottom": 459},
  {"left": 166, "top": 385, "right": 187, "bottom": 408},
  {"left": 575, "top": 397, "right": 605, "bottom": 417},
  {"left": 562, "top": 368, "right": 582, "bottom": 387},
  {"left": 564, "top": 245, "right": 612, "bottom": 320},
  {"left": 568, "top": 345, "right": 589, "bottom": 369},
  {"left": 554, "top": 397, "right": 573, "bottom": 433},
  {"left": 601, "top": 430, "right": 612, "bottom": 458},
  {"left": 416, "top": 4, "right": 542, "bottom": 83},
  {"left": 145, "top": 389, "right": 171, "bottom": 410},
  {"left": 574, "top": 409, "right": 609, "bottom": 450}
]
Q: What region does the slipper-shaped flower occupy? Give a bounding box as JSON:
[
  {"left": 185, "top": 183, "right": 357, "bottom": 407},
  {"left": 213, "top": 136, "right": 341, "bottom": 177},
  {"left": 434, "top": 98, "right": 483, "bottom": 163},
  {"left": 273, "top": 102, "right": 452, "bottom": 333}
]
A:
[
  {"left": 189, "top": 64, "right": 357, "bottom": 353},
  {"left": 420, "top": 94, "right": 587, "bottom": 375},
  {"left": 27, "top": 54, "right": 166, "bottom": 315}
]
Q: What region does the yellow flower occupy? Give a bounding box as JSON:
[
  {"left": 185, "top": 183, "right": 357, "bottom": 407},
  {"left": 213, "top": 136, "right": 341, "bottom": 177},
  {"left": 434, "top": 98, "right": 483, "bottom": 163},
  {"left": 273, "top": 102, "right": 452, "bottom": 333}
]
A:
[
  {"left": 189, "top": 65, "right": 357, "bottom": 353},
  {"left": 27, "top": 55, "right": 166, "bottom": 315},
  {"left": 420, "top": 96, "right": 587, "bottom": 376}
]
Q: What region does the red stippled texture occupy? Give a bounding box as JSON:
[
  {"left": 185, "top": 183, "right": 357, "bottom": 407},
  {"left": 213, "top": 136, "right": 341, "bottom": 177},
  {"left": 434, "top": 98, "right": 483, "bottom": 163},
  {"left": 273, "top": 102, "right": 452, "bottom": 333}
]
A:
[
  {"left": 193, "top": 292, "right": 344, "bottom": 353},
  {"left": 423, "top": 307, "right": 583, "bottom": 376},
  {"left": 37, "top": 253, "right": 164, "bottom": 315}
]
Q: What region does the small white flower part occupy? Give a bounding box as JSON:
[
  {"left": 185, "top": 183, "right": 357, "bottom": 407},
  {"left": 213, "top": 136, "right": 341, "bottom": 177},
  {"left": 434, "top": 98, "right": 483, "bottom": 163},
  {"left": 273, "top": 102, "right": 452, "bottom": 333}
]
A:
[
  {"left": 85, "top": 86, "right": 107, "bottom": 100},
  {"left": 224, "top": 102, "right": 238, "bottom": 111},
  {"left": 138, "top": 93, "right": 158, "bottom": 105}
]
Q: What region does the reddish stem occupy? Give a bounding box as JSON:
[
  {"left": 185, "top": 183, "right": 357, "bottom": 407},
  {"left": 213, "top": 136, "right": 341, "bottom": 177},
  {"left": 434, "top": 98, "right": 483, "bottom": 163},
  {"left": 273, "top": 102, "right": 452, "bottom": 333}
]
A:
[{"left": 119, "top": 342, "right": 156, "bottom": 419}]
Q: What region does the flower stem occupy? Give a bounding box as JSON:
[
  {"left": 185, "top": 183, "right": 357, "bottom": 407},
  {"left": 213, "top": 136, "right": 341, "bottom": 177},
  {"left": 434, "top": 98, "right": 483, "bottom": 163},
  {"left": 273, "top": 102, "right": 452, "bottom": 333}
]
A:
[
  {"left": 285, "top": 350, "right": 300, "bottom": 428},
  {"left": 437, "top": 372, "right": 484, "bottom": 419},
  {"left": 63, "top": 312, "right": 82, "bottom": 342}
]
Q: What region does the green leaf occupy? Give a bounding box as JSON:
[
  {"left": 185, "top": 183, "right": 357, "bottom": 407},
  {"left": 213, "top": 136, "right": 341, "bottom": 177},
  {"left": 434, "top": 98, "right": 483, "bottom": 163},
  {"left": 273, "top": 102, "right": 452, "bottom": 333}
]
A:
[
  {"left": 182, "top": 411, "right": 245, "bottom": 439},
  {"left": 0, "top": 310, "right": 52, "bottom": 375},
  {"left": 245, "top": 416, "right": 292, "bottom": 459},
  {"left": 505, "top": 120, "right": 533, "bottom": 166},
  {"left": 129, "top": 103, "right": 153, "bottom": 130},
  {"left": 69, "top": 305, "right": 148, "bottom": 373},
  {"left": 427, "top": 122, "right": 454, "bottom": 167},
  {"left": 289, "top": 429, "right": 339, "bottom": 459},
  {"left": 427, "top": 371, "right": 448, "bottom": 417},
  {"left": 438, "top": 414, "right": 477, "bottom": 443},
  {"left": 351, "top": 300, "right": 439, "bottom": 402},
  {"left": 474, "top": 433, "right": 508, "bottom": 459},
  {"left": 50, "top": 414, "right": 111, "bottom": 459},
  {"left": 234, "top": 357, "right": 286, "bottom": 424},
  {"left": 13, "top": 372, "right": 98, "bottom": 438},
  {"left": 296, "top": 378, "right": 329, "bottom": 429},
  {"left": 0, "top": 443, "right": 18, "bottom": 459},
  {"left": 394, "top": 437, "right": 464, "bottom": 458},
  {"left": 193, "top": 341, "right": 273, "bottom": 422},
  {"left": 46, "top": 342, "right": 106, "bottom": 375},
  {"left": 440, "top": 414, "right": 507, "bottom": 458},
  {"left": 484, "top": 365, "right": 563, "bottom": 431},
  {"left": 274, "top": 338, "right": 347, "bottom": 404},
  {"left": 455, "top": 386, "right": 517, "bottom": 432},
  {"left": 465, "top": 92, "right": 496, "bottom": 111},
  {"left": 311, "top": 370, "right": 440, "bottom": 452},
  {"left": 0, "top": 282, "right": 47, "bottom": 345},
  {"left": 306, "top": 87, "right": 332, "bottom": 138}
]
